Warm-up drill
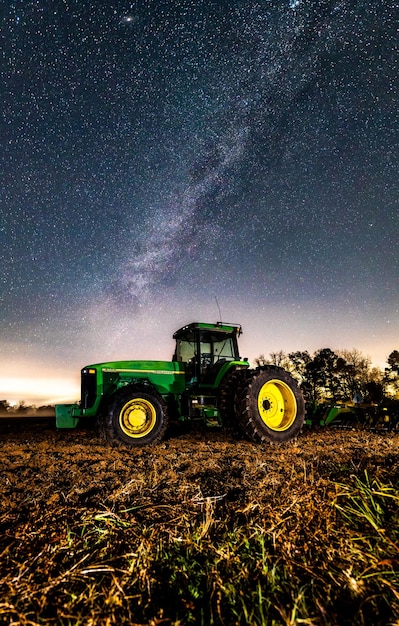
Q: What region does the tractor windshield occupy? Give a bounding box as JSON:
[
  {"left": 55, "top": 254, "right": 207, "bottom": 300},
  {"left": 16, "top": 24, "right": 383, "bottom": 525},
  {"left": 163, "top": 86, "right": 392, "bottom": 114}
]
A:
[{"left": 200, "top": 333, "right": 236, "bottom": 363}]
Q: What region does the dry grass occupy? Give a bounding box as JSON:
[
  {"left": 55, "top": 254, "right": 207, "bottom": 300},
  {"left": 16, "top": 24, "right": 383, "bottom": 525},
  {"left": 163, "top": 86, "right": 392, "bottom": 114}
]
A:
[{"left": 0, "top": 423, "right": 399, "bottom": 625}]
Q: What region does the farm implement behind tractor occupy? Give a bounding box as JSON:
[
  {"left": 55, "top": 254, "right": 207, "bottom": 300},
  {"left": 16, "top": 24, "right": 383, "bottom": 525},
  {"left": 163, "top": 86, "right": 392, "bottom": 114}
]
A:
[
  {"left": 306, "top": 399, "right": 399, "bottom": 431},
  {"left": 56, "top": 322, "right": 305, "bottom": 446}
]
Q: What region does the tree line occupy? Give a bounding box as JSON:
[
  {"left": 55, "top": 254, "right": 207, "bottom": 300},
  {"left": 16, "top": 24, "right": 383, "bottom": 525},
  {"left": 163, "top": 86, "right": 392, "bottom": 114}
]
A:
[
  {"left": 255, "top": 349, "right": 399, "bottom": 404},
  {"left": 0, "top": 401, "right": 54, "bottom": 416}
]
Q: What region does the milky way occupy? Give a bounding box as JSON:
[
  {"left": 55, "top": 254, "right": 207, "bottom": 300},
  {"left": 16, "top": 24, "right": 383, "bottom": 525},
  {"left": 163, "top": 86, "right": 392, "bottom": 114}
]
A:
[{"left": 1, "top": 1, "right": 398, "bottom": 402}]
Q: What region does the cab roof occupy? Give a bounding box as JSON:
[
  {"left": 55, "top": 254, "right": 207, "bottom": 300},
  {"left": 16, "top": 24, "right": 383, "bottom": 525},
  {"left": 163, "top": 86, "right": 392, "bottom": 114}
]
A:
[{"left": 173, "top": 322, "right": 242, "bottom": 341}]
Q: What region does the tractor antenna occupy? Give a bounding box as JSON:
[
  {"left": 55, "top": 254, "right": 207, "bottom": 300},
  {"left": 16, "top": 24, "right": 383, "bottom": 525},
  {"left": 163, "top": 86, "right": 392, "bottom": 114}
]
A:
[{"left": 215, "top": 296, "right": 222, "bottom": 323}]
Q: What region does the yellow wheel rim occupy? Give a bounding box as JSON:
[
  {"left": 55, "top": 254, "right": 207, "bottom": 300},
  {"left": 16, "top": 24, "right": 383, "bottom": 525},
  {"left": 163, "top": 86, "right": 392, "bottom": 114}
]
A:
[
  {"left": 119, "top": 398, "right": 157, "bottom": 438},
  {"left": 257, "top": 379, "right": 297, "bottom": 431}
]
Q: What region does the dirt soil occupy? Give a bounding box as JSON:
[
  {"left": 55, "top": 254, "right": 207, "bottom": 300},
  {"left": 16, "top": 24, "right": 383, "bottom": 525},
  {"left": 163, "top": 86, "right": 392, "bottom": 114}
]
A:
[
  {"left": 1, "top": 420, "right": 399, "bottom": 625},
  {"left": 2, "top": 420, "right": 398, "bottom": 511}
]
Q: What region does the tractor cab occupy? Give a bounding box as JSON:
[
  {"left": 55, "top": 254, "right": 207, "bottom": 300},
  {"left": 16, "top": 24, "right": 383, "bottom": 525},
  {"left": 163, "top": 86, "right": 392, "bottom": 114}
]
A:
[{"left": 173, "top": 322, "right": 243, "bottom": 385}]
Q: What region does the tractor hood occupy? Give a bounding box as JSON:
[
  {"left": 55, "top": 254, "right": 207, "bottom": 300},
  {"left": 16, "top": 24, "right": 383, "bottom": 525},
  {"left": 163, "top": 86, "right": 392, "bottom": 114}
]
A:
[{"left": 82, "top": 359, "right": 187, "bottom": 398}]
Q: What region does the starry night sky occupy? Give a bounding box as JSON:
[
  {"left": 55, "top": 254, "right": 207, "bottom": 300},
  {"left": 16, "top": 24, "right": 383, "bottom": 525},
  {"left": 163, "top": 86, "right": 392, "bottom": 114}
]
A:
[{"left": 1, "top": 0, "right": 398, "bottom": 404}]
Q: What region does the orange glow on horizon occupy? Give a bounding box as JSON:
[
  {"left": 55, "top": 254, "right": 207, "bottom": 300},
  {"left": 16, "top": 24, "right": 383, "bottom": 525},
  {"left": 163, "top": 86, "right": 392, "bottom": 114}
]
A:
[{"left": 0, "top": 376, "right": 80, "bottom": 407}]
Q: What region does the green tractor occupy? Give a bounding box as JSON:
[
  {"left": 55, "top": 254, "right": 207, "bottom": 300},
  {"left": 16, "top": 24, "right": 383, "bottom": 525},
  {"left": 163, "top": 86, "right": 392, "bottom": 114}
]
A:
[{"left": 56, "top": 322, "right": 305, "bottom": 446}]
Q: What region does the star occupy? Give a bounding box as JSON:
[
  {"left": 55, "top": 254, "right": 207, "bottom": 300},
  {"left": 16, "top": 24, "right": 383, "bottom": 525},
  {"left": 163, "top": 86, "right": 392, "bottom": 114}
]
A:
[{"left": 119, "top": 15, "right": 137, "bottom": 25}]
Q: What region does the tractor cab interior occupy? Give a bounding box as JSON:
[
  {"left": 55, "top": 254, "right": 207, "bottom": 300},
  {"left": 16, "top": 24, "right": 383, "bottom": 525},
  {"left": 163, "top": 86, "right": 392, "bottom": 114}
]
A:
[{"left": 173, "top": 324, "right": 240, "bottom": 385}]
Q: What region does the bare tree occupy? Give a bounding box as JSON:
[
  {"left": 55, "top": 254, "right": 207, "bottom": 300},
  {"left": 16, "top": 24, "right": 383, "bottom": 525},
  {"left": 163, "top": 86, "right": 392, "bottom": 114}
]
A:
[
  {"left": 254, "top": 350, "right": 292, "bottom": 370},
  {"left": 336, "top": 348, "right": 372, "bottom": 401}
]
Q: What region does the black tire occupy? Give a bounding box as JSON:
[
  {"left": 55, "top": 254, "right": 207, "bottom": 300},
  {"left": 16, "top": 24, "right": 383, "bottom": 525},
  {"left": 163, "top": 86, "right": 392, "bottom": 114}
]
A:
[
  {"left": 105, "top": 385, "right": 168, "bottom": 447},
  {"left": 218, "top": 369, "right": 249, "bottom": 428},
  {"left": 236, "top": 367, "right": 305, "bottom": 443}
]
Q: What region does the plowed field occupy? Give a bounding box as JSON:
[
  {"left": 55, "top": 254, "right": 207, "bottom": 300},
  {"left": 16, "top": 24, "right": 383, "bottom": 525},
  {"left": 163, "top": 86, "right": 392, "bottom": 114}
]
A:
[{"left": 1, "top": 421, "right": 399, "bottom": 625}]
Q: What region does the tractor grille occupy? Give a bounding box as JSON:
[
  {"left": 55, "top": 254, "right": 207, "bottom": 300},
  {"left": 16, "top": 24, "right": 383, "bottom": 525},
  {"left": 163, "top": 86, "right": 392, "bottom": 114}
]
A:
[{"left": 81, "top": 369, "right": 97, "bottom": 409}]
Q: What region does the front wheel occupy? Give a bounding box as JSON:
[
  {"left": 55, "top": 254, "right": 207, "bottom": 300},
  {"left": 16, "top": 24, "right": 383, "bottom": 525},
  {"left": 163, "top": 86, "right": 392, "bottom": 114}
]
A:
[
  {"left": 236, "top": 367, "right": 305, "bottom": 443},
  {"left": 106, "top": 386, "right": 168, "bottom": 447}
]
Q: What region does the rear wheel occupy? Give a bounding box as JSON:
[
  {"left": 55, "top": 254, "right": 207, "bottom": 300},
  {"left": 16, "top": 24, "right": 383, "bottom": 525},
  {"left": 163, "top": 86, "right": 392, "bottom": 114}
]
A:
[
  {"left": 106, "top": 386, "right": 168, "bottom": 447},
  {"left": 236, "top": 367, "right": 305, "bottom": 443},
  {"left": 218, "top": 369, "right": 248, "bottom": 429}
]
